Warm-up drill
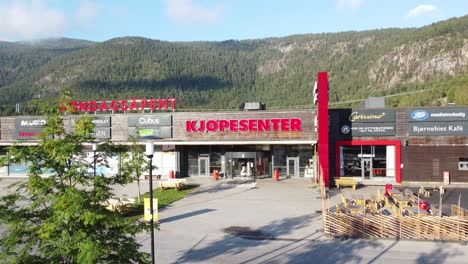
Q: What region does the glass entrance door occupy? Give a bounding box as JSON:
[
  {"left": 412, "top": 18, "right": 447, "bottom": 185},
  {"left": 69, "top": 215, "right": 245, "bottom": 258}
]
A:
[
  {"left": 361, "top": 158, "right": 372, "bottom": 180},
  {"left": 287, "top": 157, "right": 299, "bottom": 177},
  {"left": 198, "top": 157, "right": 209, "bottom": 177}
]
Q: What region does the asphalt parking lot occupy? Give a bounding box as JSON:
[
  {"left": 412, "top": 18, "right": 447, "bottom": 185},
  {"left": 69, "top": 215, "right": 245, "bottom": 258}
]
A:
[
  {"left": 2, "top": 177, "right": 468, "bottom": 263},
  {"left": 125, "top": 178, "right": 468, "bottom": 264}
]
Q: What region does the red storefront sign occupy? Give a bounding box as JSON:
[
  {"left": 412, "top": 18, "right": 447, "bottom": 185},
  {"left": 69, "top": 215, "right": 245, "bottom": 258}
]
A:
[
  {"left": 186, "top": 118, "right": 302, "bottom": 132},
  {"left": 60, "top": 97, "right": 176, "bottom": 113}
]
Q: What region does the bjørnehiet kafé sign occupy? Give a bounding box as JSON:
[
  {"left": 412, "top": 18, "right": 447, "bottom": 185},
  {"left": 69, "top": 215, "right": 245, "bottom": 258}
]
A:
[{"left": 408, "top": 122, "right": 468, "bottom": 136}]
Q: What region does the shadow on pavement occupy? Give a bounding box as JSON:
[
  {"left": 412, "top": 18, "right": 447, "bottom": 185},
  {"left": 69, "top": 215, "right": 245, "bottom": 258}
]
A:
[
  {"left": 161, "top": 208, "right": 216, "bottom": 224},
  {"left": 175, "top": 213, "right": 322, "bottom": 263},
  {"left": 416, "top": 243, "right": 465, "bottom": 264}
]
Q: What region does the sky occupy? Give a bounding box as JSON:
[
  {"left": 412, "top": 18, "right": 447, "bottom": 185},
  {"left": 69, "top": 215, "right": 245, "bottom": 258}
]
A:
[{"left": 0, "top": 0, "right": 467, "bottom": 42}]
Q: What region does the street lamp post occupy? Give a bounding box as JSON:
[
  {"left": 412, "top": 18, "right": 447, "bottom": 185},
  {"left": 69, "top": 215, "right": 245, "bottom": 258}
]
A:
[
  {"left": 92, "top": 143, "right": 97, "bottom": 177},
  {"left": 145, "top": 142, "right": 155, "bottom": 264}
]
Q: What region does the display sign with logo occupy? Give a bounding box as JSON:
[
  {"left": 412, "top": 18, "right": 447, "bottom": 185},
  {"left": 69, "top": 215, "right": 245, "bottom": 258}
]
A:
[
  {"left": 91, "top": 127, "right": 112, "bottom": 139},
  {"left": 128, "top": 115, "right": 172, "bottom": 127},
  {"left": 409, "top": 108, "right": 468, "bottom": 122},
  {"left": 408, "top": 122, "right": 468, "bottom": 136},
  {"left": 348, "top": 110, "right": 395, "bottom": 123},
  {"left": 68, "top": 116, "right": 111, "bottom": 127},
  {"left": 128, "top": 127, "right": 172, "bottom": 139},
  {"left": 340, "top": 124, "right": 395, "bottom": 136},
  {"left": 15, "top": 117, "right": 47, "bottom": 128},
  {"left": 15, "top": 128, "right": 47, "bottom": 140}
]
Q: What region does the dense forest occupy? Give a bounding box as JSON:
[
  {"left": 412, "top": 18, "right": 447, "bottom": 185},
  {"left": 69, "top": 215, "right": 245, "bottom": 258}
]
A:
[{"left": 0, "top": 16, "right": 467, "bottom": 115}]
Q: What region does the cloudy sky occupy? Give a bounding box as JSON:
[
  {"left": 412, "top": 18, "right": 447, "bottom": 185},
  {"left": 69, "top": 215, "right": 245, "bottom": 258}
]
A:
[{"left": 0, "top": 0, "right": 466, "bottom": 42}]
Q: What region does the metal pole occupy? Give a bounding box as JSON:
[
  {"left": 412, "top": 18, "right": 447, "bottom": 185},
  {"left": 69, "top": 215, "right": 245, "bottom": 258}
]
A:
[
  {"left": 93, "top": 150, "right": 97, "bottom": 178},
  {"left": 7, "top": 150, "right": 10, "bottom": 176},
  {"left": 148, "top": 154, "right": 155, "bottom": 264}
]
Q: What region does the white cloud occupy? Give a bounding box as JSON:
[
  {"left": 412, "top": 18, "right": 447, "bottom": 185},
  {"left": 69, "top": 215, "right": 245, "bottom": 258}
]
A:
[
  {"left": 407, "top": 4, "right": 437, "bottom": 18},
  {"left": 0, "top": 0, "right": 65, "bottom": 41},
  {"left": 76, "top": 0, "right": 98, "bottom": 26},
  {"left": 337, "top": 0, "right": 363, "bottom": 11},
  {"left": 164, "top": 0, "right": 224, "bottom": 25}
]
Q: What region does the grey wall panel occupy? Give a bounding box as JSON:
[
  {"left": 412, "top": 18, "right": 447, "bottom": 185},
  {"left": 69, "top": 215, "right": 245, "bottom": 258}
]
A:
[{"left": 111, "top": 115, "right": 128, "bottom": 141}]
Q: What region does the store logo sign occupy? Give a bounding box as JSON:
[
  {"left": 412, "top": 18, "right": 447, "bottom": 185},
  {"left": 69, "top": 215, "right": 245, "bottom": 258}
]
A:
[
  {"left": 341, "top": 125, "right": 350, "bottom": 134},
  {"left": 411, "top": 110, "right": 429, "bottom": 121},
  {"left": 139, "top": 117, "right": 160, "bottom": 125}
]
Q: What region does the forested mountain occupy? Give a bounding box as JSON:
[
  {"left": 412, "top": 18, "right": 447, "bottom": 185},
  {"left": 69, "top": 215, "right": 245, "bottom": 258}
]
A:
[
  {"left": 0, "top": 16, "right": 467, "bottom": 115},
  {"left": 0, "top": 38, "right": 95, "bottom": 93}
]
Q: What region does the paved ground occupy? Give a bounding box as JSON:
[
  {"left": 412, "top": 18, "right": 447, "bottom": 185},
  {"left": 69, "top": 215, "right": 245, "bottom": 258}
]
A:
[
  {"left": 117, "top": 178, "right": 468, "bottom": 264},
  {"left": 2, "top": 177, "right": 468, "bottom": 263}
]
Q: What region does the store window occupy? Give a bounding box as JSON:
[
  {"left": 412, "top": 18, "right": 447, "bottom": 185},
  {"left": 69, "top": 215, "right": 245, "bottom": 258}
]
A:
[
  {"left": 459, "top": 158, "right": 468, "bottom": 171},
  {"left": 339, "top": 143, "right": 396, "bottom": 180}
]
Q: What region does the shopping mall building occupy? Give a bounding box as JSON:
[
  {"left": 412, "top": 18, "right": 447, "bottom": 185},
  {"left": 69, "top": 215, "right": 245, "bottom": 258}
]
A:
[{"left": 1, "top": 103, "right": 467, "bottom": 186}]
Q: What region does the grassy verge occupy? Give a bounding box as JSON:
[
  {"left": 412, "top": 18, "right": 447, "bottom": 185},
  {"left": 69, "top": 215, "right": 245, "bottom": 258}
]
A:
[{"left": 123, "top": 184, "right": 199, "bottom": 218}]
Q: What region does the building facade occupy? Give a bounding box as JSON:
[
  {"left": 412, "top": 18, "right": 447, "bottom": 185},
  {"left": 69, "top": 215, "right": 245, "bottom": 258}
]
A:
[{"left": 1, "top": 106, "right": 467, "bottom": 184}]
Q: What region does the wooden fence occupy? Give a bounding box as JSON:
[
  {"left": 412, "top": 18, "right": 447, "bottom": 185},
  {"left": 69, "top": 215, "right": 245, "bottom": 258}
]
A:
[
  {"left": 451, "top": 205, "right": 468, "bottom": 217},
  {"left": 323, "top": 212, "right": 468, "bottom": 241}
]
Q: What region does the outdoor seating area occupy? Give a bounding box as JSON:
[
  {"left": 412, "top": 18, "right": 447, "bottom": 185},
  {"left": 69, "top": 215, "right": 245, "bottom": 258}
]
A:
[
  {"left": 102, "top": 197, "right": 135, "bottom": 213},
  {"left": 324, "top": 184, "right": 468, "bottom": 241},
  {"left": 334, "top": 178, "right": 358, "bottom": 190},
  {"left": 332, "top": 185, "right": 441, "bottom": 217},
  {"left": 159, "top": 179, "right": 187, "bottom": 191}
]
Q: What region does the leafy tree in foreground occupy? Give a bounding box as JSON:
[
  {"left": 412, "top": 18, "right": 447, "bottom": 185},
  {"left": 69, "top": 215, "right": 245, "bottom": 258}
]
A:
[
  {"left": 0, "top": 102, "right": 151, "bottom": 263},
  {"left": 120, "top": 138, "right": 149, "bottom": 204}
]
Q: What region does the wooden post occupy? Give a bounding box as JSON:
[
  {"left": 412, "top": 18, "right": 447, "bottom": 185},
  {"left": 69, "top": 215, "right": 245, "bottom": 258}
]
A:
[
  {"left": 313, "top": 144, "right": 318, "bottom": 184},
  {"left": 458, "top": 194, "right": 461, "bottom": 240},
  {"left": 439, "top": 186, "right": 443, "bottom": 217}
]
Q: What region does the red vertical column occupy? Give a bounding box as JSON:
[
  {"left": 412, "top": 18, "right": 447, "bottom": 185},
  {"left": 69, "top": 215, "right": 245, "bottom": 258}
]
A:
[{"left": 317, "top": 72, "right": 329, "bottom": 187}]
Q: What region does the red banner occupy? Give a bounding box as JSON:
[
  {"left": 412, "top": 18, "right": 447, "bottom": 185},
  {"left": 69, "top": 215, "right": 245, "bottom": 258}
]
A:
[{"left": 60, "top": 97, "right": 176, "bottom": 113}]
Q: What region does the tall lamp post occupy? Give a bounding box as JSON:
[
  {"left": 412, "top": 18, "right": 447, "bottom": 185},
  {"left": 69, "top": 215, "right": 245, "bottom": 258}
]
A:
[
  {"left": 92, "top": 143, "right": 97, "bottom": 177},
  {"left": 145, "top": 142, "right": 155, "bottom": 264}
]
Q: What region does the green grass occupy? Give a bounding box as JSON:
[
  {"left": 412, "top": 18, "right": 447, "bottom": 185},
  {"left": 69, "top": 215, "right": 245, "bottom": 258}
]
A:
[{"left": 123, "top": 184, "right": 199, "bottom": 218}]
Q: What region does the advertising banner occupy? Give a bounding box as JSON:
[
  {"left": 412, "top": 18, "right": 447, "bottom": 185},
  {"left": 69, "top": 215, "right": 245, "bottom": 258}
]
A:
[
  {"left": 128, "top": 115, "right": 172, "bottom": 127},
  {"left": 409, "top": 108, "right": 468, "bottom": 122},
  {"left": 408, "top": 122, "right": 468, "bottom": 136},
  {"left": 15, "top": 117, "right": 47, "bottom": 128},
  {"left": 128, "top": 126, "right": 172, "bottom": 139},
  {"left": 91, "top": 127, "right": 111, "bottom": 139},
  {"left": 68, "top": 116, "right": 111, "bottom": 127},
  {"left": 15, "top": 128, "right": 46, "bottom": 140},
  {"left": 347, "top": 110, "right": 395, "bottom": 123},
  {"left": 340, "top": 123, "right": 396, "bottom": 136},
  {"left": 144, "top": 198, "right": 158, "bottom": 222}
]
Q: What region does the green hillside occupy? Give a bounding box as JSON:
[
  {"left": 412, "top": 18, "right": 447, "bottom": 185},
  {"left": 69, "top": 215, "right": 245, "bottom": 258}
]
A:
[{"left": 0, "top": 16, "right": 467, "bottom": 115}]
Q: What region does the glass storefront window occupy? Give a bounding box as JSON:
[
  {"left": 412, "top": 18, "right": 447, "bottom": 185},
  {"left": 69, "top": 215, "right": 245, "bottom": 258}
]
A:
[{"left": 341, "top": 144, "right": 394, "bottom": 179}]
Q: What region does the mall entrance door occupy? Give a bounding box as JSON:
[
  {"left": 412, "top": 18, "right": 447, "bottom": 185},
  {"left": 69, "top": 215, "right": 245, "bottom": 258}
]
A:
[
  {"left": 361, "top": 157, "right": 373, "bottom": 180},
  {"left": 198, "top": 156, "right": 210, "bottom": 177},
  {"left": 287, "top": 157, "right": 299, "bottom": 177},
  {"left": 225, "top": 152, "right": 257, "bottom": 178}
]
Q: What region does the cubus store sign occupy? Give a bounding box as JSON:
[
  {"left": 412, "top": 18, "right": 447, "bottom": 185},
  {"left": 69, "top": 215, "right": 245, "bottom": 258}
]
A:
[{"left": 60, "top": 97, "right": 176, "bottom": 113}]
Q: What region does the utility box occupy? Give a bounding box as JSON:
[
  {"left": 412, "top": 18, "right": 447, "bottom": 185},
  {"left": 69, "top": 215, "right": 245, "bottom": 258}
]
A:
[
  {"left": 244, "top": 102, "right": 266, "bottom": 111},
  {"left": 363, "top": 97, "right": 385, "bottom": 109}
]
